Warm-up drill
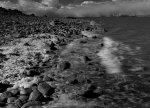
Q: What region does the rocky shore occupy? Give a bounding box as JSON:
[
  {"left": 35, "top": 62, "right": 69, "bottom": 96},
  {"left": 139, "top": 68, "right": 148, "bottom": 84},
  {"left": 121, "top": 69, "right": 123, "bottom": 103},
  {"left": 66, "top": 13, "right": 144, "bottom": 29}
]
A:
[{"left": 0, "top": 14, "right": 148, "bottom": 108}]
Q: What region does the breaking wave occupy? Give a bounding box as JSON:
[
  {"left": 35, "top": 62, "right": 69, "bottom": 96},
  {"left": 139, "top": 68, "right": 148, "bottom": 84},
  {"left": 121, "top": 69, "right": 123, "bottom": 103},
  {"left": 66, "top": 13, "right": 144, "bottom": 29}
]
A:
[{"left": 97, "top": 37, "right": 122, "bottom": 74}]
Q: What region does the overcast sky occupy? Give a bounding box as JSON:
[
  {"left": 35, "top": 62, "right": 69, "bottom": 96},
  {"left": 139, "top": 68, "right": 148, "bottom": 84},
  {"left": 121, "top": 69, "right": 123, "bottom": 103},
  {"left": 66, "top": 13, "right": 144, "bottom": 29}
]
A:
[{"left": 0, "top": 0, "right": 150, "bottom": 17}]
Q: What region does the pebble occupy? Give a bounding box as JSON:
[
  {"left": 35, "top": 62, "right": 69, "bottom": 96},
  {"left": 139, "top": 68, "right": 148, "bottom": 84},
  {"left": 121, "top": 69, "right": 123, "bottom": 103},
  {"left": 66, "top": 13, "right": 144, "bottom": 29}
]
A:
[
  {"left": 7, "top": 97, "right": 17, "bottom": 103},
  {"left": 29, "top": 89, "right": 43, "bottom": 101},
  {"left": 38, "top": 82, "right": 54, "bottom": 96},
  {"left": 20, "top": 87, "right": 32, "bottom": 95},
  {"left": 21, "top": 101, "right": 41, "bottom": 108}
]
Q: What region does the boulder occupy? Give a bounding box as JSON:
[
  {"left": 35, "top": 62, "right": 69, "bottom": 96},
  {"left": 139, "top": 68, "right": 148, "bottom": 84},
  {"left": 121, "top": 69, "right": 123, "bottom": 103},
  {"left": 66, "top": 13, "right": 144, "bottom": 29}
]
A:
[
  {"left": 29, "top": 89, "right": 43, "bottom": 101},
  {"left": 38, "top": 82, "right": 54, "bottom": 96},
  {"left": 0, "top": 91, "right": 12, "bottom": 102}
]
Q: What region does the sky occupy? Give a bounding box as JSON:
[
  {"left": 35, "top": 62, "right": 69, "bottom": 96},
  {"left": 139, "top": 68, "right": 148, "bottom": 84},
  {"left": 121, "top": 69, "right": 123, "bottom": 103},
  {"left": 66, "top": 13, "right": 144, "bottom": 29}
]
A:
[{"left": 0, "top": 0, "right": 150, "bottom": 17}]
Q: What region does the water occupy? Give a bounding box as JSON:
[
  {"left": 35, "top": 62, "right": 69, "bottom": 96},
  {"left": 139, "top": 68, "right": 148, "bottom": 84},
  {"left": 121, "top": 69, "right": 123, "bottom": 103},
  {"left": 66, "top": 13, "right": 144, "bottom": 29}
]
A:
[
  {"left": 82, "top": 17, "right": 150, "bottom": 107},
  {"left": 98, "top": 17, "right": 150, "bottom": 67}
]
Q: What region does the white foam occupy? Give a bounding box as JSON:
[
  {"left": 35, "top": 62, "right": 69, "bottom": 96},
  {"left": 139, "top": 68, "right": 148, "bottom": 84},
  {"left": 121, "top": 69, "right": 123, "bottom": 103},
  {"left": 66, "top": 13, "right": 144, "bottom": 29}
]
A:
[{"left": 97, "top": 37, "right": 122, "bottom": 74}]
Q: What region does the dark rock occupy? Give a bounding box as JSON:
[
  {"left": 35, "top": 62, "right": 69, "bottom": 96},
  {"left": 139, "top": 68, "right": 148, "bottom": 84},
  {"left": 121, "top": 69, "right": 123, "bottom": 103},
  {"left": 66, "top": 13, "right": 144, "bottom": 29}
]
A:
[
  {"left": 18, "top": 95, "right": 29, "bottom": 104},
  {"left": 21, "top": 101, "right": 41, "bottom": 108},
  {"left": 31, "top": 84, "right": 38, "bottom": 91},
  {"left": 0, "top": 83, "right": 13, "bottom": 93},
  {"left": 7, "top": 97, "right": 17, "bottom": 103},
  {"left": 20, "top": 87, "right": 32, "bottom": 95},
  {"left": 43, "top": 75, "right": 53, "bottom": 82},
  {"left": 0, "top": 102, "right": 6, "bottom": 107},
  {"left": 50, "top": 42, "right": 57, "bottom": 50},
  {"left": 29, "top": 89, "right": 43, "bottom": 101},
  {"left": 0, "top": 91, "right": 12, "bottom": 102},
  {"left": 59, "top": 61, "right": 71, "bottom": 71},
  {"left": 15, "top": 99, "right": 24, "bottom": 108},
  {"left": 38, "top": 82, "right": 55, "bottom": 96},
  {"left": 81, "top": 90, "right": 100, "bottom": 99}
]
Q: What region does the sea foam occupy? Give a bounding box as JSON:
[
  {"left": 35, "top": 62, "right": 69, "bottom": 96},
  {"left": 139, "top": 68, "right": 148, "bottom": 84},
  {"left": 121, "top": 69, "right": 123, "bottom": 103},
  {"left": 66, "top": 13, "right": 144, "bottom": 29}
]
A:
[{"left": 97, "top": 37, "right": 122, "bottom": 74}]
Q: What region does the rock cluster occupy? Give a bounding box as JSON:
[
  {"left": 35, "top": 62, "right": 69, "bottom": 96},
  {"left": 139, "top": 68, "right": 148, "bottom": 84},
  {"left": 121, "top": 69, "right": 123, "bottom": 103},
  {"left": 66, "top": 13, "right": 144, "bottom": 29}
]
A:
[{"left": 0, "top": 75, "right": 55, "bottom": 108}]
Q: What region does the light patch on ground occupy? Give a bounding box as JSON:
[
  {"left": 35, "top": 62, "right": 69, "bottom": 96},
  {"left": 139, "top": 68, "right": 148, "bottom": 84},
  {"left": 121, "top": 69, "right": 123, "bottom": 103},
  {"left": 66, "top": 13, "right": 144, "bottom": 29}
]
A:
[{"left": 0, "top": 33, "right": 57, "bottom": 84}]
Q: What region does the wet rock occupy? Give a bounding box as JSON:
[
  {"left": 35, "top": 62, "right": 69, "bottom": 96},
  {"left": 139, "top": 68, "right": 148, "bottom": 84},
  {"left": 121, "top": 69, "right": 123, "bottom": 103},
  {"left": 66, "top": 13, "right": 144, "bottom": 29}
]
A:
[
  {"left": 20, "top": 87, "right": 32, "bottom": 95},
  {"left": 0, "top": 91, "right": 12, "bottom": 102},
  {"left": 19, "top": 95, "right": 29, "bottom": 104},
  {"left": 29, "top": 89, "right": 43, "bottom": 101},
  {"left": 21, "top": 101, "right": 41, "bottom": 108},
  {"left": 7, "top": 97, "right": 17, "bottom": 103},
  {"left": 38, "top": 82, "right": 55, "bottom": 96},
  {"left": 15, "top": 99, "right": 24, "bottom": 108}
]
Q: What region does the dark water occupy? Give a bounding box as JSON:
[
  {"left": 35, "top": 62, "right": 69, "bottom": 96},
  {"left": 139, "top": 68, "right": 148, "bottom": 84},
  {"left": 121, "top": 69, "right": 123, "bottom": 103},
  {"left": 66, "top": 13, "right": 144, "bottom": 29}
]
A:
[
  {"left": 83, "top": 17, "right": 150, "bottom": 107},
  {"left": 89, "top": 17, "right": 150, "bottom": 67}
]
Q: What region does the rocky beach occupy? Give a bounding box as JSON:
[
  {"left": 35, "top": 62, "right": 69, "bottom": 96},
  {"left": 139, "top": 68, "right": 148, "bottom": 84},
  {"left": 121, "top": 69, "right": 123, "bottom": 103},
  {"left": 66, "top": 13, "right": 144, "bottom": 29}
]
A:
[{"left": 0, "top": 8, "right": 149, "bottom": 108}]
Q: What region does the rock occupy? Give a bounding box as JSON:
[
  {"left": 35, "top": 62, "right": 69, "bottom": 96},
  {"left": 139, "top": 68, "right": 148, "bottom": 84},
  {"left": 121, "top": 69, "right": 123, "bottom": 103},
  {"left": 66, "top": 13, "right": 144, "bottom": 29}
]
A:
[
  {"left": 10, "top": 88, "right": 19, "bottom": 96},
  {"left": 6, "top": 104, "right": 19, "bottom": 108},
  {"left": 59, "top": 61, "right": 71, "bottom": 71},
  {"left": 0, "top": 91, "right": 12, "bottom": 102},
  {"left": 21, "top": 101, "right": 41, "bottom": 108},
  {"left": 19, "top": 95, "right": 29, "bottom": 104},
  {"left": 29, "top": 89, "right": 43, "bottom": 101},
  {"left": 0, "top": 83, "right": 12, "bottom": 93},
  {"left": 31, "top": 84, "right": 38, "bottom": 91},
  {"left": 20, "top": 87, "right": 32, "bottom": 95},
  {"left": 0, "top": 102, "right": 6, "bottom": 107},
  {"left": 43, "top": 75, "right": 53, "bottom": 82},
  {"left": 15, "top": 99, "right": 24, "bottom": 108},
  {"left": 29, "top": 106, "right": 43, "bottom": 108},
  {"left": 7, "top": 97, "right": 17, "bottom": 103},
  {"left": 38, "top": 82, "right": 55, "bottom": 96}
]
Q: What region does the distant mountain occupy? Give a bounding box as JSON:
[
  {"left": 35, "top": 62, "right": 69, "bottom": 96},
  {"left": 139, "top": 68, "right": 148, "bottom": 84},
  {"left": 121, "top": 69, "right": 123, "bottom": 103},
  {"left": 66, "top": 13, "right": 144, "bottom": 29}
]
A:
[{"left": 0, "top": 7, "right": 26, "bottom": 16}]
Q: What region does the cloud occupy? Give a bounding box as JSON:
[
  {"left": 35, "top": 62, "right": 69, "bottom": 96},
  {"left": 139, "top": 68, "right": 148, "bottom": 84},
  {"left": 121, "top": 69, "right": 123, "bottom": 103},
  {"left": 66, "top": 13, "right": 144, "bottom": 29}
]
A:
[
  {"left": 0, "top": 0, "right": 60, "bottom": 16},
  {"left": 58, "top": 0, "right": 150, "bottom": 17},
  {"left": 1, "top": 0, "right": 150, "bottom": 17}
]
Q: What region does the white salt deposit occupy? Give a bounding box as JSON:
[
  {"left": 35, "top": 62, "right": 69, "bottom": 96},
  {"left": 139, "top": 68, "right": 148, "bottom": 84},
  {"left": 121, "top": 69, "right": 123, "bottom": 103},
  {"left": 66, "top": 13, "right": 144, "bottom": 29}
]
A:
[{"left": 97, "top": 37, "right": 122, "bottom": 74}]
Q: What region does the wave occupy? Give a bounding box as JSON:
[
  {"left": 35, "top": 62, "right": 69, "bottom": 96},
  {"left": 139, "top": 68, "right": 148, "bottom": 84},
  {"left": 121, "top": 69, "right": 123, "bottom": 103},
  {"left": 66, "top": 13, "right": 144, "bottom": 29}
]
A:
[{"left": 97, "top": 37, "right": 122, "bottom": 74}]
